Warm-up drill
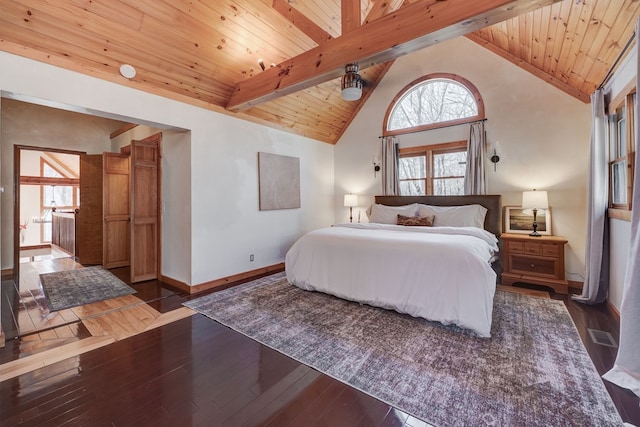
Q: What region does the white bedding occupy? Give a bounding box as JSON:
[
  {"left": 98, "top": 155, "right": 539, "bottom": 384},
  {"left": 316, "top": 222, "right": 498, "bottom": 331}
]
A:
[{"left": 285, "top": 223, "right": 498, "bottom": 337}]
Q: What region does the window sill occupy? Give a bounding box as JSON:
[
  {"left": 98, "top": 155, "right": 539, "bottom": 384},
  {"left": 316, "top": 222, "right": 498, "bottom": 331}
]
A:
[{"left": 608, "top": 208, "right": 631, "bottom": 222}]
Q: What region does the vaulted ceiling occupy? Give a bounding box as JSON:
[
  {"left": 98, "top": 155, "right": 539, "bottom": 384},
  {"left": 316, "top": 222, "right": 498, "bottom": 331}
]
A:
[{"left": 0, "top": 1, "right": 638, "bottom": 144}]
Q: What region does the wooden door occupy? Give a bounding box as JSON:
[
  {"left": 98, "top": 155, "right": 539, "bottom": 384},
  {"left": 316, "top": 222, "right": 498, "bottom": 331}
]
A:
[
  {"left": 103, "top": 153, "right": 130, "bottom": 268},
  {"left": 77, "top": 154, "right": 103, "bottom": 265},
  {"left": 130, "top": 133, "right": 161, "bottom": 283}
]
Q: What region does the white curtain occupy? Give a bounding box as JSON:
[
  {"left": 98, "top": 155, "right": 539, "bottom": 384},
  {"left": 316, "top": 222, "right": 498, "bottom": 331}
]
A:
[
  {"left": 602, "top": 19, "right": 640, "bottom": 398},
  {"left": 573, "top": 89, "right": 609, "bottom": 304},
  {"left": 381, "top": 136, "right": 399, "bottom": 196},
  {"left": 464, "top": 121, "right": 487, "bottom": 195}
]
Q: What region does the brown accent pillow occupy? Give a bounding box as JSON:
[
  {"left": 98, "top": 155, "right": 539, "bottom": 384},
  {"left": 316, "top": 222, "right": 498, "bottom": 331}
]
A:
[{"left": 397, "top": 214, "right": 435, "bottom": 227}]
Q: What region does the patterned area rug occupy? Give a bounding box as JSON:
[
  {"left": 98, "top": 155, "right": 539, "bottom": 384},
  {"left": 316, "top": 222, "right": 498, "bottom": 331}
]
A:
[
  {"left": 185, "top": 272, "right": 623, "bottom": 426},
  {"left": 40, "top": 266, "right": 136, "bottom": 311}
]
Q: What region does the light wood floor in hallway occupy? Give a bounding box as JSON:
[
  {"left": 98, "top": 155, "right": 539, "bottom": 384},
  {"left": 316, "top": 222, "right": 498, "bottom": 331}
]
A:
[{"left": 0, "top": 258, "right": 195, "bottom": 382}]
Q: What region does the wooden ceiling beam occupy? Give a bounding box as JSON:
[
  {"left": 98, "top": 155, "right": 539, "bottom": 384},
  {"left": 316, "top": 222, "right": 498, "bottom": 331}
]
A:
[
  {"left": 271, "top": 0, "right": 333, "bottom": 44},
  {"left": 466, "top": 33, "right": 590, "bottom": 103},
  {"left": 342, "top": 0, "right": 361, "bottom": 34},
  {"left": 364, "top": 0, "right": 397, "bottom": 24},
  {"left": 226, "top": 0, "right": 561, "bottom": 111}
]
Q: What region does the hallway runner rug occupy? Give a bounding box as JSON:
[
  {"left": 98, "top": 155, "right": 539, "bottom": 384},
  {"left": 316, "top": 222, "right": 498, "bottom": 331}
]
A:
[
  {"left": 40, "top": 266, "right": 136, "bottom": 311},
  {"left": 184, "top": 272, "right": 622, "bottom": 426}
]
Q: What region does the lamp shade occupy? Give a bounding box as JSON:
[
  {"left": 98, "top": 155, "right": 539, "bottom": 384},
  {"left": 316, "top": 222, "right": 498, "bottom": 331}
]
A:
[
  {"left": 344, "top": 194, "right": 358, "bottom": 207},
  {"left": 522, "top": 190, "right": 549, "bottom": 210}
]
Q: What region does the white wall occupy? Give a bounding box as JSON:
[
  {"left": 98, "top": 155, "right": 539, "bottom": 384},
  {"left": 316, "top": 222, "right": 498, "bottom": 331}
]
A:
[
  {"left": 0, "top": 51, "right": 334, "bottom": 286},
  {"left": 605, "top": 44, "right": 637, "bottom": 311},
  {"left": 335, "top": 37, "right": 592, "bottom": 282}
]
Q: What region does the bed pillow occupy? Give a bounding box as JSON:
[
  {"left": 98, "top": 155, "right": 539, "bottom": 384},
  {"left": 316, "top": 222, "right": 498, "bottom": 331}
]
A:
[
  {"left": 397, "top": 214, "right": 435, "bottom": 227},
  {"left": 417, "top": 204, "right": 487, "bottom": 228},
  {"left": 368, "top": 203, "right": 418, "bottom": 224}
]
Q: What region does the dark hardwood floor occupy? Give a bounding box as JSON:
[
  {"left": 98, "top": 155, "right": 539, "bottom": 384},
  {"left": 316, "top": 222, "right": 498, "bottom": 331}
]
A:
[{"left": 1, "top": 272, "right": 639, "bottom": 426}]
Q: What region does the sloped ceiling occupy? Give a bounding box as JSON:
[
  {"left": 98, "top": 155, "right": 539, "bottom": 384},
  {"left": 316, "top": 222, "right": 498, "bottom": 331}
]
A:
[{"left": 0, "top": 0, "right": 637, "bottom": 144}]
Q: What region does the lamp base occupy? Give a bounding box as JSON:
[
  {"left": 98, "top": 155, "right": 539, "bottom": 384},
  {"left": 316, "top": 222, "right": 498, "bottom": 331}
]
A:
[{"left": 529, "top": 208, "right": 541, "bottom": 237}]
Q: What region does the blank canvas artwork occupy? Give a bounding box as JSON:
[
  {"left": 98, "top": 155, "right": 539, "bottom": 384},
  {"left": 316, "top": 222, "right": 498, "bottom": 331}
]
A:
[{"left": 258, "top": 152, "right": 301, "bottom": 210}]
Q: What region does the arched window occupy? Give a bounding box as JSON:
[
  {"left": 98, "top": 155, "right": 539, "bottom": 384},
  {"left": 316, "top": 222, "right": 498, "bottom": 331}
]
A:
[{"left": 383, "top": 73, "right": 484, "bottom": 135}]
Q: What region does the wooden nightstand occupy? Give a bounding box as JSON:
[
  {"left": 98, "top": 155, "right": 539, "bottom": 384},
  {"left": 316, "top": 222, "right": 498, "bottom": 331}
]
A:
[{"left": 500, "top": 233, "right": 569, "bottom": 294}]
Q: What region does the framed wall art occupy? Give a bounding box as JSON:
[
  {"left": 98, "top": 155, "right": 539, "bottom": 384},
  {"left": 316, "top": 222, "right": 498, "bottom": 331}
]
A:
[
  {"left": 258, "top": 152, "right": 301, "bottom": 210},
  {"left": 504, "top": 206, "right": 551, "bottom": 235}
]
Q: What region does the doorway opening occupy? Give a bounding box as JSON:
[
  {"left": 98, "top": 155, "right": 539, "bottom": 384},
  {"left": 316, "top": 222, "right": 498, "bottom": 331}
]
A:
[{"left": 14, "top": 146, "right": 82, "bottom": 273}]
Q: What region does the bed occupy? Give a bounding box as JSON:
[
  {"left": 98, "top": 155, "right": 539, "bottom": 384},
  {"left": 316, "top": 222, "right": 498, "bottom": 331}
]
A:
[{"left": 285, "top": 195, "right": 502, "bottom": 337}]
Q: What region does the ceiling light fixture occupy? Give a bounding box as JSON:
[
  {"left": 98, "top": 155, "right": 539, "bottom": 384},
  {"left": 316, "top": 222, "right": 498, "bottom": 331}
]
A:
[
  {"left": 341, "top": 63, "right": 363, "bottom": 101},
  {"left": 119, "top": 64, "right": 136, "bottom": 79}
]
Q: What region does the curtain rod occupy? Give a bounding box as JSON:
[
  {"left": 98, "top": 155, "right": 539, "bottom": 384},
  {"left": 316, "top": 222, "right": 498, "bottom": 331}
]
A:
[
  {"left": 378, "top": 118, "right": 487, "bottom": 138},
  {"left": 598, "top": 31, "right": 636, "bottom": 90}
]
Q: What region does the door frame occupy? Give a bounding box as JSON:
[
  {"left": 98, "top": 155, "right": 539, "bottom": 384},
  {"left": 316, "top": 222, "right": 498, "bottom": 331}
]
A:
[{"left": 13, "top": 145, "right": 85, "bottom": 279}]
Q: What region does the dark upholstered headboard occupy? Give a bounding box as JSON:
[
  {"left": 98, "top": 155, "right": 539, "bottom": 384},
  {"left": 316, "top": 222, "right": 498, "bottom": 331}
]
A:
[{"left": 374, "top": 195, "right": 502, "bottom": 237}]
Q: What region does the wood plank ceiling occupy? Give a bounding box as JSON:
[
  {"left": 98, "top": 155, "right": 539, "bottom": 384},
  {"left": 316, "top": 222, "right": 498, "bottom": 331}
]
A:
[{"left": 0, "top": 1, "right": 637, "bottom": 144}]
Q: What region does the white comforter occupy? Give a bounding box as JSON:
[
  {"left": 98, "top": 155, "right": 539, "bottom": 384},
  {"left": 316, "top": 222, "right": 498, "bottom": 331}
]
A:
[{"left": 285, "top": 223, "right": 499, "bottom": 337}]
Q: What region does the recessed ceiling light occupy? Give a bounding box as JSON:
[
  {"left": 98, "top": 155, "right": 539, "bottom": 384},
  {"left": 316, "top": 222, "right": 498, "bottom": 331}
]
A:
[{"left": 119, "top": 64, "right": 136, "bottom": 79}]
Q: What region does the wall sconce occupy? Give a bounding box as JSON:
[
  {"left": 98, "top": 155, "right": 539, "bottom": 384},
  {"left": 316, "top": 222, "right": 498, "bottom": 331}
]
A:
[
  {"left": 522, "top": 189, "right": 549, "bottom": 237},
  {"left": 373, "top": 155, "right": 381, "bottom": 177},
  {"left": 490, "top": 149, "right": 500, "bottom": 171},
  {"left": 344, "top": 194, "right": 358, "bottom": 223}
]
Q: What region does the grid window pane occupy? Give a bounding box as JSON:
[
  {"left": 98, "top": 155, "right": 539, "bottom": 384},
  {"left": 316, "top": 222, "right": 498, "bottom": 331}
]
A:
[
  {"left": 617, "top": 115, "right": 626, "bottom": 158},
  {"left": 44, "top": 185, "right": 74, "bottom": 207},
  {"left": 400, "top": 180, "right": 425, "bottom": 196},
  {"left": 612, "top": 161, "right": 627, "bottom": 205},
  {"left": 399, "top": 156, "right": 426, "bottom": 179},
  {"left": 608, "top": 117, "right": 617, "bottom": 161},
  {"left": 433, "top": 178, "right": 465, "bottom": 195},
  {"left": 433, "top": 151, "right": 467, "bottom": 177}
]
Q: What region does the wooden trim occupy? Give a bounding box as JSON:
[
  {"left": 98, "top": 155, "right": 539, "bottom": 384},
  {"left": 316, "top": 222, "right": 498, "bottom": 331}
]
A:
[
  {"left": 466, "top": 33, "right": 590, "bottom": 103},
  {"left": 19, "top": 176, "right": 80, "bottom": 186},
  {"left": 162, "top": 262, "right": 286, "bottom": 295},
  {"left": 19, "top": 244, "right": 51, "bottom": 250},
  {"left": 607, "top": 78, "right": 636, "bottom": 114},
  {"left": 14, "top": 146, "right": 21, "bottom": 279},
  {"left": 608, "top": 208, "right": 631, "bottom": 222},
  {"left": 14, "top": 145, "right": 87, "bottom": 156},
  {"left": 110, "top": 123, "right": 138, "bottom": 139},
  {"left": 382, "top": 72, "right": 485, "bottom": 136},
  {"left": 607, "top": 300, "right": 621, "bottom": 321},
  {"left": 1, "top": 268, "right": 14, "bottom": 280},
  {"left": 399, "top": 140, "right": 467, "bottom": 155},
  {"left": 568, "top": 280, "right": 583, "bottom": 293}
]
